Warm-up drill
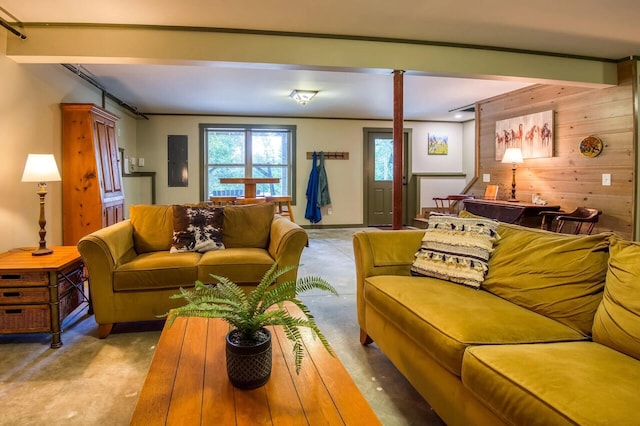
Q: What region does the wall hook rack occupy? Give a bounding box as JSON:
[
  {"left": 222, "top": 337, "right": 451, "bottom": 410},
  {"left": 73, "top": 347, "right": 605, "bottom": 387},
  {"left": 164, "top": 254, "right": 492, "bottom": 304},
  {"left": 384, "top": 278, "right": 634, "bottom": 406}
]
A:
[{"left": 306, "top": 151, "right": 349, "bottom": 160}]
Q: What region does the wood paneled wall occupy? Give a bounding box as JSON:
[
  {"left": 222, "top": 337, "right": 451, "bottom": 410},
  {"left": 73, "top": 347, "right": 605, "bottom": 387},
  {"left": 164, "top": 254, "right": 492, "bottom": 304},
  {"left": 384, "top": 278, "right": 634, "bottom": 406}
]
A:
[{"left": 468, "top": 61, "right": 635, "bottom": 239}]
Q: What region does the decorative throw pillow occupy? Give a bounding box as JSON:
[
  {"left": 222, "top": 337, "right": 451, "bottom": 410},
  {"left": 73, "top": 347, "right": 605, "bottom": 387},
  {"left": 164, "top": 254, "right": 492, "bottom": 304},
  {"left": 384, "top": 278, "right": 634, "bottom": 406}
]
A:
[
  {"left": 411, "top": 214, "right": 500, "bottom": 289},
  {"left": 170, "top": 205, "right": 225, "bottom": 253}
]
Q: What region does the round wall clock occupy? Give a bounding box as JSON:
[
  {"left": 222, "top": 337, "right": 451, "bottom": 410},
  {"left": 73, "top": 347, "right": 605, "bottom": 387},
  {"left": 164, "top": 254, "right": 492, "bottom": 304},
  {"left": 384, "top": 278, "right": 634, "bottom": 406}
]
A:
[{"left": 579, "top": 136, "right": 603, "bottom": 157}]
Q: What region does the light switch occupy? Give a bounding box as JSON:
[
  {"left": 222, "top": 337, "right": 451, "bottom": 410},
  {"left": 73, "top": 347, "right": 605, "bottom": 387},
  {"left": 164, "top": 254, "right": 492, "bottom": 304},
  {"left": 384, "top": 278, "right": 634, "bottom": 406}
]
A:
[
  {"left": 138, "top": 157, "right": 145, "bottom": 167},
  {"left": 602, "top": 173, "right": 611, "bottom": 186},
  {"left": 483, "top": 174, "right": 491, "bottom": 183}
]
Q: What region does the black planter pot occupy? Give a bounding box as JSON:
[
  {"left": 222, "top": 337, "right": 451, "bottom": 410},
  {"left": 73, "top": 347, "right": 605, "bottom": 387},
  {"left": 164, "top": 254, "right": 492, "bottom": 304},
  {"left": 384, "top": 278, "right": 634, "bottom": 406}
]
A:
[{"left": 225, "top": 328, "right": 272, "bottom": 390}]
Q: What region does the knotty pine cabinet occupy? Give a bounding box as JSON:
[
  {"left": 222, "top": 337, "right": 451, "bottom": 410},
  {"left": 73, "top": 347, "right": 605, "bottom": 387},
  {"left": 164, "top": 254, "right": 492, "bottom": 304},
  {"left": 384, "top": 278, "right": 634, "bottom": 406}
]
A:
[{"left": 61, "top": 104, "right": 125, "bottom": 246}]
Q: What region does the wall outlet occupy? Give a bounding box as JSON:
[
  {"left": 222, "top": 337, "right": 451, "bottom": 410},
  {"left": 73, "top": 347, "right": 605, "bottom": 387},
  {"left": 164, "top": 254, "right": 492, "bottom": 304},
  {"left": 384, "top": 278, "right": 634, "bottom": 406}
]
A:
[
  {"left": 483, "top": 173, "right": 491, "bottom": 183},
  {"left": 602, "top": 173, "right": 611, "bottom": 186},
  {"left": 327, "top": 207, "right": 333, "bottom": 215}
]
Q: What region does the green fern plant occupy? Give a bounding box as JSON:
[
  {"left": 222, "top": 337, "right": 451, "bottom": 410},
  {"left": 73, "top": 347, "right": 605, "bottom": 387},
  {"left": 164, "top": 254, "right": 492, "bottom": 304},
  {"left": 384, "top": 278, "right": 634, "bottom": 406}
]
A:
[{"left": 165, "top": 263, "right": 338, "bottom": 373}]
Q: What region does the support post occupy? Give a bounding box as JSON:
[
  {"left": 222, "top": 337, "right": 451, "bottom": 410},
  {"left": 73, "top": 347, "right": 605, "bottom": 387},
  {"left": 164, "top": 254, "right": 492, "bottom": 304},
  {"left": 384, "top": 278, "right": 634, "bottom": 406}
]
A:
[{"left": 393, "top": 70, "right": 404, "bottom": 230}]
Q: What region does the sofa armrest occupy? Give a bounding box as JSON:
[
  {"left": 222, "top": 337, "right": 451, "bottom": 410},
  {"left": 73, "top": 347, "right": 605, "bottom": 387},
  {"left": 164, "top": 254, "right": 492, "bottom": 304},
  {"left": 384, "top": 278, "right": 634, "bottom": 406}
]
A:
[
  {"left": 77, "top": 220, "right": 137, "bottom": 323},
  {"left": 268, "top": 217, "right": 309, "bottom": 283},
  {"left": 352, "top": 229, "right": 424, "bottom": 330}
]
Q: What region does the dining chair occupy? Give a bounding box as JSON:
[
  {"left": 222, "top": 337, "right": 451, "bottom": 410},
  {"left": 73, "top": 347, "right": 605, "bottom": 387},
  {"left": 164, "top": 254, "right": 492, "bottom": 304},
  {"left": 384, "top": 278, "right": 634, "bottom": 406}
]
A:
[
  {"left": 539, "top": 207, "right": 602, "bottom": 234},
  {"left": 433, "top": 195, "right": 472, "bottom": 215}
]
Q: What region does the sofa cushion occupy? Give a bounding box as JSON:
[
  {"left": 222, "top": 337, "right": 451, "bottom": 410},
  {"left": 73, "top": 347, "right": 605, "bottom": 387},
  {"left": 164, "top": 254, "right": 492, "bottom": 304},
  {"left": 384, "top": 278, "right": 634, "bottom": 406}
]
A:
[
  {"left": 130, "top": 204, "right": 174, "bottom": 253},
  {"left": 364, "top": 275, "right": 586, "bottom": 377},
  {"left": 170, "top": 205, "right": 225, "bottom": 253},
  {"left": 222, "top": 203, "right": 275, "bottom": 249},
  {"left": 482, "top": 222, "right": 611, "bottom": 336},
  {"left": 463, "top": 342, "right": 640, "bottom": 426},
  {"left": 592, "top": 237, "right": 640, "bottom": 360},
  {"left": 114, "top": 251, "right": 200, "bottom": 291},
  {"left": 411, "top": 215, "right": 499, "bottom": 289},
  {"left": 198, "top": 248, "right": 274, "bottom": 285}
]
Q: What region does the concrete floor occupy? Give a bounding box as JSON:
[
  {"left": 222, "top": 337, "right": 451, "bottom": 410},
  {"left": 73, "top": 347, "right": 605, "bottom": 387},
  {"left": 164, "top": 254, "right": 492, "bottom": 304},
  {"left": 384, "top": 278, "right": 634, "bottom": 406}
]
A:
[{"left": 0, "top": 228, "right": 444, "bottom": 425}]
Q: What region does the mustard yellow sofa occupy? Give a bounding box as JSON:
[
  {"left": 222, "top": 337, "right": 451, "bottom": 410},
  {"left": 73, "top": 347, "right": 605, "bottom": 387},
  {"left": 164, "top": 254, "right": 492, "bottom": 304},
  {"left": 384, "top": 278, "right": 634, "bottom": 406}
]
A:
[
  {"left": 78, "top": 203, "right": 308, "bottom": 338},
  {"left": 354, "top": 220, "right": 640, "bottom": 425}
]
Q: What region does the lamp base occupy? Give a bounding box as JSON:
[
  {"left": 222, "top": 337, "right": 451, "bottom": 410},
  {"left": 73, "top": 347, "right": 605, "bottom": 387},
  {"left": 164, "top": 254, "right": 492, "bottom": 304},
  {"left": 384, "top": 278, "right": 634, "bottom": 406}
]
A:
[{"left": 32, "top": 247, "right": 53, "bottom": 256}]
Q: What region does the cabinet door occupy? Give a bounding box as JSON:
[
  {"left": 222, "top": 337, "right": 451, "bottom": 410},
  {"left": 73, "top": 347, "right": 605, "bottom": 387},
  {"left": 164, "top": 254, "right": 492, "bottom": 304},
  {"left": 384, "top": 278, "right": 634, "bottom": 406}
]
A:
[
  {"left": 93, "top": 117, "right": 123, "bottom": 198},
  {"left": 103, "top": 204, "right": 124, "bottom": 227}
]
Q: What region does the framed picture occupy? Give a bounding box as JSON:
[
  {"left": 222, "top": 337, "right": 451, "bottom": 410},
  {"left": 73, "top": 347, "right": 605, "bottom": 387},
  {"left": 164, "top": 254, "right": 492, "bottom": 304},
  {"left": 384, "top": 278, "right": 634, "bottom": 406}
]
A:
[
  {"left": 495, "top": 110, "right": 554, "bottom": 160},
  {"left": 483, "top": 184, "right": 499, "bottom": 200},
  {"left": 428, "top": 133, "right": 448, "bottom": 155}
]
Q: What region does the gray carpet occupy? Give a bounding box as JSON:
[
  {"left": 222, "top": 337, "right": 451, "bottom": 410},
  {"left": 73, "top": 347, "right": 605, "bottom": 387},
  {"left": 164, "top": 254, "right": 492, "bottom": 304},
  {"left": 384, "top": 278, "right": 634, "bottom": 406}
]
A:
[{"left": 0, "top": 228, "right": 443, "bottom": 425}]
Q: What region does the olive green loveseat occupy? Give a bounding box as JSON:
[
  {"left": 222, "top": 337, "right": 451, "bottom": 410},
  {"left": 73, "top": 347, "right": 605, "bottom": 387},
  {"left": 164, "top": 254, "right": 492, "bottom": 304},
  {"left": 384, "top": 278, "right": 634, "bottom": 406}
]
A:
[
  {"left": 78, "top": 203, "right": 307, "bottom": 338},
  {"left": 354, "top": 218, "right": 640, "bottom": 425}
]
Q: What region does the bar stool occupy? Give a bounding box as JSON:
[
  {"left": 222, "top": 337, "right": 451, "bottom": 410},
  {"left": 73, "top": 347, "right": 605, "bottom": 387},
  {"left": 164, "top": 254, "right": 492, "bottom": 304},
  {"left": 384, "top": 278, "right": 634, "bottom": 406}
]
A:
[
  {"left": 266, "top": 196, "right": 295, "bottom": 222},
  {"left": 209, "top": 196, "right": 236, "bottom": 207}
]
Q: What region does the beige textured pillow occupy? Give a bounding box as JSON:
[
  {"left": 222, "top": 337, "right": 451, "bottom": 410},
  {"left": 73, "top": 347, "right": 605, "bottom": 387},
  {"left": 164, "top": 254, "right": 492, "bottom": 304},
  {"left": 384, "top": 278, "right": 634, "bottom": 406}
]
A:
[
  {"left": 222, "top": 203, "right": 275, "bottom": 248},
  {"left": 411, "top": 214, "right": 500, "bottom": 289},
  {"left": 593, "top": 238, "right": 640, "bottom": 360},
  {"left": 130, "top": 204, "right": 173, "bottom": 253}
]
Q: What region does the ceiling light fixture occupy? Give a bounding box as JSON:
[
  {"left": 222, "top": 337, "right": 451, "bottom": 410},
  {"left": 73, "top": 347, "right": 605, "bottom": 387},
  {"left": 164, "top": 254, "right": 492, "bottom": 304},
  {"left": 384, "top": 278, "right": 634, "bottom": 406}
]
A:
[{"left": 289, "top": 90, "right": 318, "bottom": 105}]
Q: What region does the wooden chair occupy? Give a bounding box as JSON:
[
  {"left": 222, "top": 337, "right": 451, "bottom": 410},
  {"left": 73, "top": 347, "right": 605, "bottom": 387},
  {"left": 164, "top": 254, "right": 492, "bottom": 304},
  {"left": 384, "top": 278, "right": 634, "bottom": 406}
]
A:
[
  {"left": 209, "top": 196, "right": 236, "bottom": 206},
  {"left": 539, "top": 207, "right": 602, "bottom": 234},
  {"left": 266, "top": 195, "right": 295, "bottom": 222},
  {"left": 433, "top": 195, "right": 472, "bottom": 215}
]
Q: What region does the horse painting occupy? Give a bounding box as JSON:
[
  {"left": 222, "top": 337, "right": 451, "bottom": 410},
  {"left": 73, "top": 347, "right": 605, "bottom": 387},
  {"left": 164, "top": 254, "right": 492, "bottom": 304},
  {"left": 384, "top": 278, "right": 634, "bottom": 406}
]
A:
[{"left": 495, "top": 110, "right": 553, "bottom": 160}]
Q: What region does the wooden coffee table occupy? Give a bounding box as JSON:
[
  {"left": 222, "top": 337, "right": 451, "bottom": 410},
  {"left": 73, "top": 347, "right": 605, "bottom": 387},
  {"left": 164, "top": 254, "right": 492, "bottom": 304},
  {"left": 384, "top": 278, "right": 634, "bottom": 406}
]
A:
[{"left": 131, "top": 304, "right": 381, "bottom": 425}]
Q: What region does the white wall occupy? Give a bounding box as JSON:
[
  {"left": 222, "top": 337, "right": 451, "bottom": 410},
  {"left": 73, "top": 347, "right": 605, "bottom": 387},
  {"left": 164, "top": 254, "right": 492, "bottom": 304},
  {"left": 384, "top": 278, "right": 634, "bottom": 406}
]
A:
[
  {"left": 0, "top": 36, "right": 138, "bottom": 252},
  {"left": 414, "top": 121, "right": 476, "bottom": 209},
  {"left": 137, "top": 117, "right": 475, "bottom": 225}
]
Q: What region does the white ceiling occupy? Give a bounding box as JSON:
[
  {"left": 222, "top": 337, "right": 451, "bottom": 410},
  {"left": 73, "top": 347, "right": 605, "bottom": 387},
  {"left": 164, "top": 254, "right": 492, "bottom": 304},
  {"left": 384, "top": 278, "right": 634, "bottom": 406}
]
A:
[{"left": 2, "top": 0, "right": 638, "bottom": 121}]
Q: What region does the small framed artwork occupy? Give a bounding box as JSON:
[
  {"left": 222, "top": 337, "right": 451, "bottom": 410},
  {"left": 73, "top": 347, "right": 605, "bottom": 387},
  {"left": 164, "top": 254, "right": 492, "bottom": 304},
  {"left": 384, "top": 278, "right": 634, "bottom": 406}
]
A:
[
  {"left": 428, "top": 133, "right": 448, "bottom": 155},
  {"left": 484, "top": 184, "right": 499, "bottom": 200}
]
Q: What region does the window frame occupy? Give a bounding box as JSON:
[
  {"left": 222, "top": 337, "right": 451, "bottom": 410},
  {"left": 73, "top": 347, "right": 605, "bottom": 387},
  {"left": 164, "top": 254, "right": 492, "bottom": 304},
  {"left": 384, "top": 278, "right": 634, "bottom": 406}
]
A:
[{"left": 199, "top": 123, "right": 296, "bottom": 203}]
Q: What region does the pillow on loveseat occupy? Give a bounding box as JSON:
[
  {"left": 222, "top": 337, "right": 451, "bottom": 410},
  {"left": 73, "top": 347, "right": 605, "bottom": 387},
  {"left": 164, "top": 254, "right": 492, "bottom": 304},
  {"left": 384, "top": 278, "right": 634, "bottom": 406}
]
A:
[
  {"left": 592, "top": 237, "right": 640, "bottom": 360},
  {"left": 170, "top": 204, "right": 225, "bottom": 253},
  {"left": 411, "top": 214, "right": 500, "bottom": 289},
  {"left": 222, "top": 202, "right": 275, "bottom": 249},
  {"left": 130, "top": 204, "right": 174, "bottom": 253}
]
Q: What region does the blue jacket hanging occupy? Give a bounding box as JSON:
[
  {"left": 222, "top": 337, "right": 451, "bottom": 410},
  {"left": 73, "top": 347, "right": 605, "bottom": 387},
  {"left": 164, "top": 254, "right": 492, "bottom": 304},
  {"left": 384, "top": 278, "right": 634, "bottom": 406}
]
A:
[
  {"left": 317, "top": 151, "right": 331, "bottom": 207},
  {"left": 305, "top": 151, "right": 322, "bottom": 223}
]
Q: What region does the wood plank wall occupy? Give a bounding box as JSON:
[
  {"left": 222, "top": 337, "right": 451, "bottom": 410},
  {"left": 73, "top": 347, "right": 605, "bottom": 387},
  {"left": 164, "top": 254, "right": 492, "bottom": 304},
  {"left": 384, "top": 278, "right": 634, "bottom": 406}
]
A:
[{"left": 468, "top": 60, "right": 635, "bottom": 239}]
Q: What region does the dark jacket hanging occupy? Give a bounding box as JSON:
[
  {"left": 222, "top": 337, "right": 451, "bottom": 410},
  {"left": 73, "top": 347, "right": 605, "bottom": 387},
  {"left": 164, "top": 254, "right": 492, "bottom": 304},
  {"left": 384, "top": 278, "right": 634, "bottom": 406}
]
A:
[
  {"left": 317, "top": 151, "right": 331, "bottom": 207},
  {"left": 305, "top": 151, "right": 322, "bottom": 223}
]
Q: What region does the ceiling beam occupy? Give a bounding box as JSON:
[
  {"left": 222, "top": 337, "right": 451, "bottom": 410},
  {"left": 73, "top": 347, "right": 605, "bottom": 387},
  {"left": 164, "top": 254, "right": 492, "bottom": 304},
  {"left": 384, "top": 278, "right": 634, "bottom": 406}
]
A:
[{"left": 6, "top": 24, "right": 618, "bottom": 88}]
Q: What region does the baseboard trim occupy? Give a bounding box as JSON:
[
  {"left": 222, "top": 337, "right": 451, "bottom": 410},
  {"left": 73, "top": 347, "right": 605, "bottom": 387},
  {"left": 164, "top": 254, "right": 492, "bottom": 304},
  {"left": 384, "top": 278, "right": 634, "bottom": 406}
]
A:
[{"left": 300, "top": 223, "right": 366, "bottom": 229}]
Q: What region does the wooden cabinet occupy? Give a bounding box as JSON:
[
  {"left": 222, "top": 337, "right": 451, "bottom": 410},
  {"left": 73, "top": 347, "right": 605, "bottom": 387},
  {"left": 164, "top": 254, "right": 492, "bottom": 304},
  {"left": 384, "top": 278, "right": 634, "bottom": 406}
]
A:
[{"left": 61, "top": 104, "right": 125, "bottom": 245}]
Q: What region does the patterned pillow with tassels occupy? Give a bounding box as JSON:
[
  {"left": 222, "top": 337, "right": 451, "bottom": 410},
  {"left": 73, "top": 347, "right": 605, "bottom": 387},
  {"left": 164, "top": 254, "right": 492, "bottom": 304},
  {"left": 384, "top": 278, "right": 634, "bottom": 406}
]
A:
[{"left": 411, "top": 214, "right": 500, "bottom": 289}]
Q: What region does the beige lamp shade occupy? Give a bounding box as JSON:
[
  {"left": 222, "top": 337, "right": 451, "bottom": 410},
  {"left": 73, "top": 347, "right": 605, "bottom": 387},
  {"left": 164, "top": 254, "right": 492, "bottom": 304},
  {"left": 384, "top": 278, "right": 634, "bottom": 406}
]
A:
[
  {"left": 501, "top": 147, "right": 524, "bottom": 164},
  {"left": 21, "top": 154, "right": 61, "bottom": 183}
]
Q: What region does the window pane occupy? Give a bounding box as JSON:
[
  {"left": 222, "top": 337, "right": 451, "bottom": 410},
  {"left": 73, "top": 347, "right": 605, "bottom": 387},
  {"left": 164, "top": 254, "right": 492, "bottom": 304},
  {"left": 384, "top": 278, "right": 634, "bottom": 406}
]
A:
[
  {"left": 374, "top": 138, "right": 393, "bottom": 181},
  {"left": 207, "top": 131, "right": 245, "bottom": 164},
  {"left": 252, "top": 131, "right": 288, "bottom": 165},
  {"left": 252, "top": 166, "right": 286, "bottom": 196},
  {"left": 208, "top": 166, "right": 245, "bottom": 196}
]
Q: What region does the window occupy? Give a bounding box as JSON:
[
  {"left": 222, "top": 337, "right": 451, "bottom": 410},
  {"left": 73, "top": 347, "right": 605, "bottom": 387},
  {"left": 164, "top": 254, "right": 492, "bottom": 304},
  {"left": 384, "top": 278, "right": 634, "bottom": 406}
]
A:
[{"left": 200, "top": 124, "right": 296, "bottom": 201}]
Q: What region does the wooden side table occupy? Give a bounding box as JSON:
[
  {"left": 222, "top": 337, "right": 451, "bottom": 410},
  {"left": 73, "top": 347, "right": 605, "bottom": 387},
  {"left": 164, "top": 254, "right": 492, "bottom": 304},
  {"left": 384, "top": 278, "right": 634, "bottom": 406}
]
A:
[{"left": 0, "top": 246, "right": 87, "bottom": 348}]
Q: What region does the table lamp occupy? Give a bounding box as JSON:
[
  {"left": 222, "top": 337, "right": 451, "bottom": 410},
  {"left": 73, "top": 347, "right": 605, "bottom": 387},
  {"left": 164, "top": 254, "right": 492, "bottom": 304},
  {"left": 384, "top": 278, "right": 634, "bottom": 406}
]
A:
[
  {"left": 21, "top": 154, "right": 61, "bottom": 256},
  {"left": 501, "top": 147, "right": 524, "bottom": 201}
]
